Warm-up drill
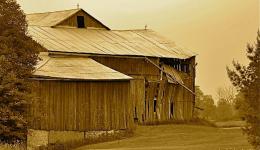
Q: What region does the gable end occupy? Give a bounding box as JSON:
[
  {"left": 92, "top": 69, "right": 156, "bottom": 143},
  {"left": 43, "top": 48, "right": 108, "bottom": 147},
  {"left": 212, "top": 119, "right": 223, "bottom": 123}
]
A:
[{"left": 56, "top": 9, "right": 110, "bottom": 30}]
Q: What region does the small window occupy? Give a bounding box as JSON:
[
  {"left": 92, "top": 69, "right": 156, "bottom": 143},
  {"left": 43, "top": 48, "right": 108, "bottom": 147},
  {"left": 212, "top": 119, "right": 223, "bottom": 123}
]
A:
[{"left": 77, "top": 16, "right": 85, "bottom": 28}]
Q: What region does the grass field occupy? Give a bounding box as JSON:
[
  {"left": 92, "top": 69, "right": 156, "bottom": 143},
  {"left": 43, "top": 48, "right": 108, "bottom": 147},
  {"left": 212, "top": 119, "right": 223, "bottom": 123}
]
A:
[{"left": 75, "top": 124, "right": 252, "bottom": 150}]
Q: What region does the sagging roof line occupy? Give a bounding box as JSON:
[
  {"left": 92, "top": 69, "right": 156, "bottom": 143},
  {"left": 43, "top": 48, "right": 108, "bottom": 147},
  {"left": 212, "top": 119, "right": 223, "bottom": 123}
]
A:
[{"left": 145, "top": 57, "right": 196, "bottom": 95}]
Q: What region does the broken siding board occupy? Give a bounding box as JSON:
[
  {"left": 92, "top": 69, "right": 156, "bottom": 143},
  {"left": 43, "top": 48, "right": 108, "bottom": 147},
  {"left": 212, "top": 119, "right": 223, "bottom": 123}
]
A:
[
  {"left": 145, "top": 82, "right": 156, "bottom": 122},
  {"left": 156, "top": 80, "right": 164, "bottom": 121}
]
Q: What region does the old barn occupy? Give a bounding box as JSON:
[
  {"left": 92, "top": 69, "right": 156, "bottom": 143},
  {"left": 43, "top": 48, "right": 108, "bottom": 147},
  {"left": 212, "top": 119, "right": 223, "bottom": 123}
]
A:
[{"left": 27, "top": 8, "right": 196, "bottom": 131}]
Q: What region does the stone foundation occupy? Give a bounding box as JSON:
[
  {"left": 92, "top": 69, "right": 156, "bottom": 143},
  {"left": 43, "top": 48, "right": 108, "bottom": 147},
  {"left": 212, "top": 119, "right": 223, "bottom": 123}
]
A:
[{"left": 27, "top": 129, "right": 122, "bottom": 150}]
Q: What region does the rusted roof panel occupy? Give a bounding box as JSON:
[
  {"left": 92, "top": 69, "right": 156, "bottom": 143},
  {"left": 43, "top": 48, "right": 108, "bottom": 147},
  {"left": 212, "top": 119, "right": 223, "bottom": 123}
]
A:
[
  {"left": 33, "top": 53, "right": 132, "bottom": 80},
  {"left": 28, "top": 26, "right": 196, "bottom": 59}
]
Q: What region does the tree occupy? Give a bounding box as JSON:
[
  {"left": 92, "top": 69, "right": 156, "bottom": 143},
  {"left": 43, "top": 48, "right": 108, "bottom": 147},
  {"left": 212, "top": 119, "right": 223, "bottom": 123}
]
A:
[
  {"left": 0, "top": 0, "right": 44, "bottom": 143},
  {"left": 216, "top": 86, "right": 236, "bottom": 105},
  {"left": 227, "top": 31, "right": 260, "bottom": 149},
  {"left": 215, "top": 98, "right": 234, "bottom": 121},
  {"left": 215, "top": 86, "right": 239, "bottom": 121},
  {"left": 200, "top": 95, "right": 216, "bottom": 120},
  {"left": 194, "top": 86, "right": 205, "bottom": 118},
  {"left": 194, "top": 86, "right": 216, "bottom": 120}
]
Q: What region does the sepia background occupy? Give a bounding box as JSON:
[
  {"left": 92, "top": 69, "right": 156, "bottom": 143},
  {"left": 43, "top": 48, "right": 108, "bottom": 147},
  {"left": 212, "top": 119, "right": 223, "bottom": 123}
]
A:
[{"left": 17, "top": 0, "right": 259, "bottom": 102}]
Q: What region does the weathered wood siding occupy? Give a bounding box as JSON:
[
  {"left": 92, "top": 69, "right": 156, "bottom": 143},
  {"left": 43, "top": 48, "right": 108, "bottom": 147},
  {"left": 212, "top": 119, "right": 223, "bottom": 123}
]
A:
[
  {"left": 30, "top": 80, "right": 133, "bottom": 131},
  {"left": 92, "top": 57, "right": 160, "bottom": 77},
  {"left": 57, "top": 10, "right": 107, "bottom": 29},
  {"left": 92, "top": 56, "right": 195, "bottom": 123},
  {"left": 130, "top": 78, "right": 145, "bottom": 123}
]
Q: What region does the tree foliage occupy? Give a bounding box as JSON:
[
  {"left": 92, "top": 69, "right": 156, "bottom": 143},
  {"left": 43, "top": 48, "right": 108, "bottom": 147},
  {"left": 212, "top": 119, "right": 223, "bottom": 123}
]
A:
[
  {"left": 227, "top": 31, "right": 260, "bottom": 149},
  {"left": 195, "top": 86, "right": 216, "bottom": 120},
  {"left": 215, "top": 86, "right": 239, "bottom": 121},
  {"left": 195, "top": 86, "right": 240, "bottom": 121},
  {"left": 216, "top": 86, "right": 236, "bottom": 105},
  {"left": 0, "top": 0, "right": 44, "bottom": 143}
]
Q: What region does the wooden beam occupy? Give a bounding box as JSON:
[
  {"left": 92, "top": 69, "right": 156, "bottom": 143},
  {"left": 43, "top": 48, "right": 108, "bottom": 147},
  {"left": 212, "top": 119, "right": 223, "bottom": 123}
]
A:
[{"left": 145, "top": 57, "right": 196, "bottom": 95}]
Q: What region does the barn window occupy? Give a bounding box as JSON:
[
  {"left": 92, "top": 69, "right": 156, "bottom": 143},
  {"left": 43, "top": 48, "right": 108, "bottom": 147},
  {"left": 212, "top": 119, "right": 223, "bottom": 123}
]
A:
[{"left": 77, "top": 16, "right": 85, "bottom": 28}]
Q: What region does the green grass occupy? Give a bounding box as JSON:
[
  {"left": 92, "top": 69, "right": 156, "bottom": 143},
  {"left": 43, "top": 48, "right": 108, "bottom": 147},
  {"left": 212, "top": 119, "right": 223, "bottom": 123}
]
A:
[{"left": 75, "top": 124, "right": 252, "bottom": 150}]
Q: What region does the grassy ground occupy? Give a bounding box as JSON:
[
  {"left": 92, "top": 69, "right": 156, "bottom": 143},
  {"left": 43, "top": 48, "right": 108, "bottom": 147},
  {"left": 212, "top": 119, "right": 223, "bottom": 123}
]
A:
[
  {"left": 214, "top": 120, "right": 246, "bottom": 128},
  {"left": 75, "top": 124, "right": 252, "bottom": 150}
]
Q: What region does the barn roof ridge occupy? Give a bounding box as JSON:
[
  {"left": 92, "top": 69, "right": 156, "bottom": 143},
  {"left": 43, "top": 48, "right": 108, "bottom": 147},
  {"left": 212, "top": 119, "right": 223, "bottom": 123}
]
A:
[{"left": 28, "top": 26, "right": 196, "bottom": 59}]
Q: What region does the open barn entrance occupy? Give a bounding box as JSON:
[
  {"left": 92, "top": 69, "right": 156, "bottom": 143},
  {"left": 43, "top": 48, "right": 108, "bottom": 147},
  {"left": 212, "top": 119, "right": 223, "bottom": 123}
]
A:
[{"left": 170, "top": 101, "right": 174, "bottom": 119}]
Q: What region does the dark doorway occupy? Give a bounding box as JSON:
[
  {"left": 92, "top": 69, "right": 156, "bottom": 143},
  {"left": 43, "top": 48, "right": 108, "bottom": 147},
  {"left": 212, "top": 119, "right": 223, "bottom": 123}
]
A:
[
  {"left": 154, "top": 96, "right": 157, "bottom": 112},
  {"left": 134, "top": 107, "right": 138, "bottom": 123},
  {"left": 77, "top": 16, "right": 85, "bottom": 28},
  {"left": 170, "top": 102, "right": 174, "bottom": 119}
]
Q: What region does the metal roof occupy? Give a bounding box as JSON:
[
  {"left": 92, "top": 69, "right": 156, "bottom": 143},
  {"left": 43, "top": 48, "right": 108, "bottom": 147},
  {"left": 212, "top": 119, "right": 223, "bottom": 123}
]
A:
[
  {"left": 26, "top": 9, "right": 110, "bottom": 29},
  {"left": 33, "top": 53, "right": 132, "bottom": 80},
  {"left": 28, "top": 26, "right": 196, "bottom": 59},
  {"left": 27, "top": 9, "right": 80, "bottom": 27}
]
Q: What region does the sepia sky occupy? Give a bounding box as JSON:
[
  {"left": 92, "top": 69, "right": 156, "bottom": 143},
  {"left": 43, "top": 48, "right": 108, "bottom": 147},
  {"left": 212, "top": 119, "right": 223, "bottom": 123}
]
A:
[{"left": 17, "top": 0, "right": 259, "bottom": 101}]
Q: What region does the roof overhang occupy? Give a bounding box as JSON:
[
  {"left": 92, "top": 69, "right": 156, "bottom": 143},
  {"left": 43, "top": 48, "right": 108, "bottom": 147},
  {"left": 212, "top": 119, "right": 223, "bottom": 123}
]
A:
[{"left": 33, "top": 53, "right": 132, "bottom": 81}]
